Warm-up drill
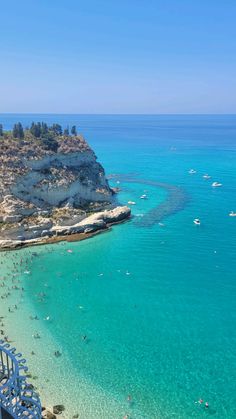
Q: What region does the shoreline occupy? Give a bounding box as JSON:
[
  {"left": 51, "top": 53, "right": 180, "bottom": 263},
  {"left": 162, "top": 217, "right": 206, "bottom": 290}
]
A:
[
  {"left": 0, "top": 251, "right": 75, "bottom": 418},
  {"left": 0, "top": 217, "right": 130, "bottom": 251}
]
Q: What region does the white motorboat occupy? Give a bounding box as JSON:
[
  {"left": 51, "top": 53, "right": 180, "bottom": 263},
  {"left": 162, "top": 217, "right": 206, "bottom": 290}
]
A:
[
  {"left": 203, "top": 174, "right": 211, "bottom": 179},
  {"left": 193, "top": 218, "right": 201, "bottom": 225},
  {"left": 188, "top": 169, "right": 197, "bottom": 174},
  {"left": 140, "top": 194, "right": 148, "bottom": 199},
  {"left": 127, "top": 201, "right": 136, "bottom": 205},
  {"left": 212, "top": 182, "right": 222, "bottom": 187},
  {"left": 229, "top": 211, "right": 236, "bottom": 217}
]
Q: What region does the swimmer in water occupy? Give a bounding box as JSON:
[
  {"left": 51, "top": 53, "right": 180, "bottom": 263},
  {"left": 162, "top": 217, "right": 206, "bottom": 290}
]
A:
[{"left": 127, "top": 395, "right": 133, "bottom": 405}]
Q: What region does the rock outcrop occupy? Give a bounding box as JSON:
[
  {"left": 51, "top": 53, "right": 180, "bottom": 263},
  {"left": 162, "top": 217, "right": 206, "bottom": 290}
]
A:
[
  {"left": 0, "top": 132, "right": 130, "bottom": 248},
  {"left": 0, "top": 135, "right": 112, "bottom": 216},
  {"left": 0, "top": 206, "right": 131, "bottom": 249},
  {"left": 42, "top": 409, "right": 56, "bottom": 419}
]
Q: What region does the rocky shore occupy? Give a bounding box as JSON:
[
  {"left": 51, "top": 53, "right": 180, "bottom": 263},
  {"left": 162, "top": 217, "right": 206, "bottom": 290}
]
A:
[
  {"left": 42, "top": 405, "right": 66, "bottom": 419},
  {"left": 0, "top": 205, "right": 131, "bottom": 250}
]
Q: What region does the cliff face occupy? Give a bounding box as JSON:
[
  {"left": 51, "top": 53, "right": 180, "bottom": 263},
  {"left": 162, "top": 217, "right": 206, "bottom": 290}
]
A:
[
  {"left": 0, "top": 134, "right": 131, "bottom": 248},
  {"left": 0, "top": 135, "right": 112, "bottom": 223}
]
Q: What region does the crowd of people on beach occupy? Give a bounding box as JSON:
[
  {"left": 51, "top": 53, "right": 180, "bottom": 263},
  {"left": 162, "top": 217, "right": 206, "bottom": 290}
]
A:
[{"left": 0, "top": 247, "right": 56, "bottom": 344}]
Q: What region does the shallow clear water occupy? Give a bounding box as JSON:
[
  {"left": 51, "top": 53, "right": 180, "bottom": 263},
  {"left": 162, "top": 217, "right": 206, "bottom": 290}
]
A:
[{"left": 1, "top": 115, "right": 236, "bottom": 418}]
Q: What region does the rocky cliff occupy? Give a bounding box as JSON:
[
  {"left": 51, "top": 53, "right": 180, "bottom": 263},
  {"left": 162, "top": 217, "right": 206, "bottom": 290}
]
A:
[{"left": 0, "top": 128, "right": 130, "bottom": 248}]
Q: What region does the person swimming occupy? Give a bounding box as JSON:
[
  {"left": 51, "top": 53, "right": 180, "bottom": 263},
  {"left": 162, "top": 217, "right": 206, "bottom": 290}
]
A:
[{"left": 127, "top": 395, "right": 133, "bottom": 406}]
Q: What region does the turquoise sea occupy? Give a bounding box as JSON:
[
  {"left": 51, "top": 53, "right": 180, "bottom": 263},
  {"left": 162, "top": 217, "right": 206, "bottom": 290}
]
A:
[{"left": 1, "top": 115, "right": 236, "bottom": 418}]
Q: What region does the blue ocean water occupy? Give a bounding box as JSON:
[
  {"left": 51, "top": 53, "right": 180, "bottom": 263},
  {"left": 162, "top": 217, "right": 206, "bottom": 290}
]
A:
[{"left": 1, "top": 115, "right": 236, "bottom": 418}]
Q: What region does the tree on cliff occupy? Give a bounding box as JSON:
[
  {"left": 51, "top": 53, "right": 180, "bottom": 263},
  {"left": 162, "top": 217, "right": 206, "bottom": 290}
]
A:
[
  {"left": 63, "top": 126, "right": 69, "bottom": 135},
  {"left": 0, "top": 124, "right": 3, "bottom": 136},
  {"left": 30, "top": 122, "right": 41, "bottom": 138},
  {"left": 13, "top": 122, "right": 24, "bottom": 139},
  {"left": 52, "top": 123, "right": 62, "bottom": 136},
  {"left": 41, "top": 122, "right": 48, "bottom": 135},
  {"left": 41, "top": 132, "right": 59, "bottom": 152},
  {"left": 71, "top": 125, "right": 77, "bottom": 136}
]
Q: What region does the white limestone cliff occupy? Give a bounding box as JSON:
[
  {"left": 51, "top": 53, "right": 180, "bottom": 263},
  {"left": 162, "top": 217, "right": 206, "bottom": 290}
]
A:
[{"left": 0, "top": 135, "right": 130, "bottom": 248}]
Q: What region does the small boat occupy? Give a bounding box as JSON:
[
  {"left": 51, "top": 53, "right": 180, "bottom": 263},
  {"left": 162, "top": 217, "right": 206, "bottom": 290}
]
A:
[
  {"left": 193, "top": 218, "right": 201, "bottom": 225},
  {"left": 203, "top": 174, "right": 211, "bottom": 179},
  {"left": 212, "top": 182, "right": 222, "bottom": 187},
  {"left": 140, "top": 194, "right": 148, "bottom": 199},
  {"left": 127, "top": 201, "right": 136, "bottom": 205},
  {"left": 229, "top": 211, "right": 236, "bottom": 217},
  {"left": 189, "top": 169, "right": 197, "bottom": 174}
]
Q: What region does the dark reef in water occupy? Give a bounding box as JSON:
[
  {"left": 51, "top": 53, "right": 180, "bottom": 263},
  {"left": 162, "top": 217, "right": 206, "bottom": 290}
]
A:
[{"left": 109, "top": 174, "right": 190, "bottom": 227}]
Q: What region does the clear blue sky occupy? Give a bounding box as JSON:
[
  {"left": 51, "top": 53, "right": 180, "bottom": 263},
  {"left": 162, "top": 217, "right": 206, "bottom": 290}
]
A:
[{"left": 1, "top": 0, "right": 236, "bottom": 113}]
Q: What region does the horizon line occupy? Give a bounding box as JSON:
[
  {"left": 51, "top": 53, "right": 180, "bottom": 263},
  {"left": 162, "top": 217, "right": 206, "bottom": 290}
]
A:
[{"left": 0, "top": 113, "right": 236, "bottom": 116}]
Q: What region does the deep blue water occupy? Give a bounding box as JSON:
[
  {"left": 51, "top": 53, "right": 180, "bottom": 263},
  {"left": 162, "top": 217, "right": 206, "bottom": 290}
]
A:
[{"left": 1, "top": 115, "right": 236, "bottom": 418}]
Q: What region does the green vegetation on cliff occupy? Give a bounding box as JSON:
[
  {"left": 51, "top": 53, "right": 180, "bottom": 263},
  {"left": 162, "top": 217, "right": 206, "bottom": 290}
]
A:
[{"left": 0, "top": 122, "right": 79, "bottom": 152}]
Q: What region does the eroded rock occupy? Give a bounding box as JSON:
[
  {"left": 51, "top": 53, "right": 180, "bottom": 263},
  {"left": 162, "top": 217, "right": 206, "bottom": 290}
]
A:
[
  {"left": 42, "top": 409, "right": 56, "bottom": 419},
  {"left": 53, "top": 404, "right": 65, "bottom": 414}
]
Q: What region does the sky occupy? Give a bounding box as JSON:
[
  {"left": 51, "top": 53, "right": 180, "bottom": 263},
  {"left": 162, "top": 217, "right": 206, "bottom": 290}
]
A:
[{"left": 0, "top": 0, "right": 236, "bottom": 114}]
